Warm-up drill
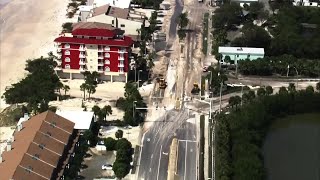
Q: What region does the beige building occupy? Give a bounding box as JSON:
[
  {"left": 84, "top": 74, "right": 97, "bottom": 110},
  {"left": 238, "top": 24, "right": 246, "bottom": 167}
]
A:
[{"left": 79, "top": 4, "right": 145, "bottom": 39}]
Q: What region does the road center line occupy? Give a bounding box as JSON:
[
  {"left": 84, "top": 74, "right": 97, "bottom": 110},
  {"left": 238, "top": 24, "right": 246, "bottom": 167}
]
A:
[{"left": 156, "top": 145, "right": 163, "bottom": 180}]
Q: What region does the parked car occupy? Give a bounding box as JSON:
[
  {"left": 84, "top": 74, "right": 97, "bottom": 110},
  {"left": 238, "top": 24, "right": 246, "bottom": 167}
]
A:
[{"left": 101, "top": 164, "right": 113, "bottom": 170}]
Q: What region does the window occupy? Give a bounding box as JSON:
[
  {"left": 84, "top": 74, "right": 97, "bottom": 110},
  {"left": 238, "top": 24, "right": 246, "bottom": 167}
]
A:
[
  {"left": 33, "top": 154, "right": 40, "bottom": 160},
  {"left": 50, "top": 122, "right": 56, "bottom": 128},
  {"left": 105, "top": 60, "right": 110, "bottom": 65},
  {"left": 65, "top": 50, "right": 70, "bottom": 55},
  {"left": 105, "top": 66, "right": 110, "bottom": 72},
  {"left": 120, "top": 24, "right": 125, "bottom": 27},
  {"left": 236, "top": 54, "right": 239, "bottom": 57},
  {"left": 26, "top": 166, "right": 33, "bottom": 173},
  {"left": 105, "top": 53, "right": 110, "bottom": 58},
  {"left": 112, "top": 20, "right": 114, "bottom": 24},
  {"left": 104, "top": 46, "right": 110, "bottom": 51},
  {"left": 39, "top": 144, "right": 45, "bottom": 149},
  {"left": 64, "top": 44, "right": 70, "bottom": 48},
  {"left": 65, "top": 57, "right": 70, "bottom": 62},
  {"left": 46, "top": 132, "right": 52, "bottom": 137},
  {"left": 65, "top": 64, "right": 70, "bottom": 69}
]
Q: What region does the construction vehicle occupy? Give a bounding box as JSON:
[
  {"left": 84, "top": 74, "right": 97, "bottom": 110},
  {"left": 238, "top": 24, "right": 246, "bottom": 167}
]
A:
[
  {"left": 191, "top": 83, "right": 200, "bottom": 95},
  {"left": 159, "top": 78, "right": 167, "bottom": 89}
]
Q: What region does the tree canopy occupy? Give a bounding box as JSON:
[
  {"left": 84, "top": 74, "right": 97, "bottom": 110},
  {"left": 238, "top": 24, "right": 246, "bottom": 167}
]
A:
[
  {"left": 3, "top": 54, "right": 61, "bottom": 113},
  {"left": 216, "top": 85, "right": 320, "bottom": 180}
]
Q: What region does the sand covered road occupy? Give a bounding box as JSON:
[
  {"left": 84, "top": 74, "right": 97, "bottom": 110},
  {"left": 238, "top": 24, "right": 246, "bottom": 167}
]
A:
[{"left": 0, "top": 0, "right": 69, "bottom": 110}]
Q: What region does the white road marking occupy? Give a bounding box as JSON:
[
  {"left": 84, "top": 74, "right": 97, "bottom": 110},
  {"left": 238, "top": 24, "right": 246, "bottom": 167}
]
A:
[
  {"left": 156, "top": 145, "right": 163, "bottom": 180},
  {"left": 151, "top": 154, "right": 153, "bottom": 158},
  {"left": 178, "top": 139, "right": 197, "bottom": 143},
  {"left": 163, "top": 152, "right": 168, "bottom": 155},
  {"left": 147, "top": 138, "right": 150, "bottom": 142},
  {"left": 190, "top": 149, "right": 193, "bottom": 152},
  {"left": 184, "top": 141, "right": 188, "bottom": 180},
  {"left": 149, "top": 168, "right": 152, "bottom": 172}
]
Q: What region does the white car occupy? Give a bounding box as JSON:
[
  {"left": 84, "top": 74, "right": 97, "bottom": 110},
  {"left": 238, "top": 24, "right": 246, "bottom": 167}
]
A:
[{"left": 102, "top": 164, "right": 112, "bottom": 170}]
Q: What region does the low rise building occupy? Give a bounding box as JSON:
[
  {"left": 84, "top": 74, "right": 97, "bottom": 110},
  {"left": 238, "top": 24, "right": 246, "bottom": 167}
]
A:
[
  {"left": 218, "top": 46, "right": 265, "bottom": 64},
  {"left": 56, "top": 110, "right": 95, "bottom": 134},
  {"left": 54, "top": 24, "right": 133, "bottom": 82},
  {"left": 0, "top": 111, "right": 77, "bottom": 180}
]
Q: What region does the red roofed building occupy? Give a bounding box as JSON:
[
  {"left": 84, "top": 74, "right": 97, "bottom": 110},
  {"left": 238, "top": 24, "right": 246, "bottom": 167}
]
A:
[{"left": 54, "top": 26, "right": 133, "bottom": 82}]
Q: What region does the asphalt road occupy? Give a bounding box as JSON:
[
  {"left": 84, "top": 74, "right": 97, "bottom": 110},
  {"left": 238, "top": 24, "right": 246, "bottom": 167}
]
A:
[{"left": 137, "top": 109, "right": 198, "bottom": 180}]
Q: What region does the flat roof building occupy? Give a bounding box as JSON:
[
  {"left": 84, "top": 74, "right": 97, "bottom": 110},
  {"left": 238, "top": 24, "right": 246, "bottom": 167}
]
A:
[
  {"left": 218, "top": 46, "right": 265, "bottom": 64},
  {"left": 56, "top": 110, "right": 94, "bottom": 131}
]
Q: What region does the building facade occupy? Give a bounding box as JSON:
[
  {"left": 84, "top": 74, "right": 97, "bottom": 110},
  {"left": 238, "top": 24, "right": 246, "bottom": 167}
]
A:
[
  {"left": 218, "top": 46, "right": 265, "bottom": 64},
  {"left": 54, "top": 28, "right": 133, "bottom": 82}
]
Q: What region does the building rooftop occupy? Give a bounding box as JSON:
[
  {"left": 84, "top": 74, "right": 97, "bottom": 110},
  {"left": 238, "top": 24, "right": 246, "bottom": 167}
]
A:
[
  {"left": 73, "top": 22, "right": 116, "bottom": 30},
  {"left": 89, "top": 0, "right": 131, "bottom": 9},
  {"left": 218, "top": 46, "right": 265, "bottom": 55},
  {"left": 54, "top": 35, "right": 133, "bottom": 47},
  {"left": 92, "top": 4, "right": 129, "bottom": 19},
  {"left": 0, "top": 111, "right": 75, "bottom": 180},
  {"left": 72, "top": 28, "right": 116, "bottom": 37},
  {"left": 56, "top": 110, "right": 94, "bottom": 130}
]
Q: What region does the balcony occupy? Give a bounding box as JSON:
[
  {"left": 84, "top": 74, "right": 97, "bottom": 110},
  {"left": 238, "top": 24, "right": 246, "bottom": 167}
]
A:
[
  {"left": 105, "top": 53, "right": 110, "bottom": 58},
  {"left": 79, "top": 60, "right": 86, "bottom": 65},
  {"left": 57, "top": 54, "right": 62, "bottom": 59},
  {"left": 118, "top": 56, "right": 124, "bottom": 60},
  {"left": 79, "top": 53, "right": 86, "bottom": 58},
  {"left": 104, "top": 47, "right": 110, "bottom": 51},
  {"left": 118, "top": 49, "right": 126, "bottom": 53},
  {"left": 79, "top": 46, "right": 86, "bottom": 51},
  {"left": 98, "top": 48, "right": 103, "bottom": 52},
  {"left": 57, "top": 48, "right": 62, "bottom": 53},
  {"left": 118, "top": 63, "right": 124, "bottom": 67},
  {"left": 98, "top": 61, "right": 104, "bottom": 66},
  {"left": 98, "top": 56, "right": 104, "bottom": 59},
  {"left": 97, "top": 68, "right": 104, "bottom": 72}
]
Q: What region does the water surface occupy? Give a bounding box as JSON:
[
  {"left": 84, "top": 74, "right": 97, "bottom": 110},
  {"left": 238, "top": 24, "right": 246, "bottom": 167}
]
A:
[{"left": 264, "top": 113, "right": 320, "bottom": 180}]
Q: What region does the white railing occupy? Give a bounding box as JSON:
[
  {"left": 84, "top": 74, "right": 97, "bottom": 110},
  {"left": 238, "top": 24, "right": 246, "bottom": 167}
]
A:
[
  {"left": 118, "top": 63, "right": 124, "bottom": 67},
  {"left": 98, "top": 56, "right": 104, "bottom": 59},
  {"left": 79, "top": 47, "right": 86, "bottom": 51},
  {"left": 118, "top": 56, "right": 124, "bottom": 60},
  {"left": 79, "top": 60, "right": 86, "bottom": 65},
  {"left": 79, "top": 54, "right": 85, "bottom": 58}
]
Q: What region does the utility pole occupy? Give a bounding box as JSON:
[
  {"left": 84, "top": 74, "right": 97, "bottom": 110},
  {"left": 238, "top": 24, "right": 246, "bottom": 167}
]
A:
[{"left": 219, "top": 81, "right": 223, "bottom": 113}]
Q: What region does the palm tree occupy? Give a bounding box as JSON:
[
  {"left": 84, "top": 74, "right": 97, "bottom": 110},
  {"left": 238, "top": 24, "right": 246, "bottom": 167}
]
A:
[
  {"left": 257, "top": 87, "right": 266, "bottom": 97},
  {"left": 56, "top": 81, "right": 64, "bottom": 96},
  {"left": 80, "top": 83, "right": 89, "bottom": 100},
  {"left": 266, "top": 86, "right": 273, "bottom": 95},
  {"left": 62, "top": 85, "right": 70, "bottom": 96},
  {"left": 288, "top": 83, "right": 296, "bottom": 93}
]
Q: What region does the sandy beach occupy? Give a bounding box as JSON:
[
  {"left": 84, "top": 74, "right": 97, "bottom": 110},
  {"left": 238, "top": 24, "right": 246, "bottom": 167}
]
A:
[{"left": 0, "top": 0, "right": 69, "bottom": 111}]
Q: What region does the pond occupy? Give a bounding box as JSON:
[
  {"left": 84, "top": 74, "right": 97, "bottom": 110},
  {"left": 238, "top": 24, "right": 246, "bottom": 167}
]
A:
[{"left": 263, "top": 113, "right": 320, "bottom": 180}]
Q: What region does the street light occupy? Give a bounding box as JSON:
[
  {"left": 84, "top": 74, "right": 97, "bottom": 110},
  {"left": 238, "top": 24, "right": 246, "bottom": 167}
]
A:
[
  {"left": 218, "top": 73, "right": 223, "bottom": 113},
  {"left": 138, "top": 70, "right": 143, "bottom": 87},
  {"left": 240, "top": 83, "right": 244, "bottom": 107}
]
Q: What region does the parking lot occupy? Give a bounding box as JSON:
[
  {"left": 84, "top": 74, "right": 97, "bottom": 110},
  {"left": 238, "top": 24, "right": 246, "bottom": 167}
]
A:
[{"left": 80, "top": 148, "right": 116, "bottom": 179}]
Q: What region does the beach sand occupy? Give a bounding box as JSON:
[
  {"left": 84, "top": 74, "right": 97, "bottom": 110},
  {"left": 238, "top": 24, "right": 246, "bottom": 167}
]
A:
[{"left": 0, "top": 0, "right": 69, "bottom": 111}]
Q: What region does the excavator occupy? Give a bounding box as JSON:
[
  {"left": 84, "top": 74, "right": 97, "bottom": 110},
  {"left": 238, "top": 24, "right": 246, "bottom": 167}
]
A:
[
  {"left": 159, "top": 78, "right": 167, "bottom": 89},
  {"left": 191, "top": 83, "right": 200, "bottom": 95}
]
